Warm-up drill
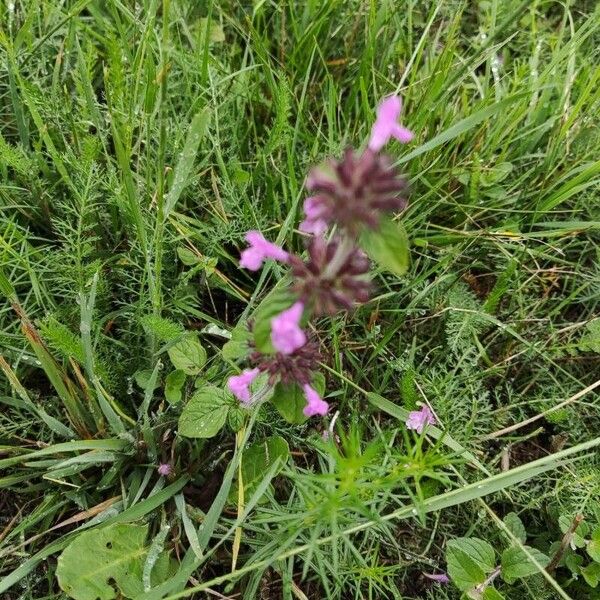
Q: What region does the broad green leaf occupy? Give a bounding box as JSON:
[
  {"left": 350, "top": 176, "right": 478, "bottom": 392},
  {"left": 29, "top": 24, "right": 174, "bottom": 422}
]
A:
[
  {"left": 167, "top": 334, "right": 206, "bottom": 375},
  {"left": 222, "top": 324, "right": 251, "bottom": 361},
  {"left": 271, "top": 372, "right": 326, "bottom": 424},
  {"left": 177, "top": 247, "right": 200, "bottom": 266},
  {"left": 231, "top": 435, "right": 289, "bottom": 503},
  {"left": 134, "top": 369, "right": 161, "bottom": 391},
  {"left": 564, "top": 547, "right": 584, "bottom": 573},
  {"left": 446, "top": 537, "right": 496, "bottom": 593},
  {"left": 252, "top": 287, "right": 296, "bottom": 353},
  {"left": 227, "top": 404, "right": 246, "bottom": 432},
  {"left": 165, "top": 370, "right": 186, "bottom": 404},
  {"left": 503, "top": 512, "right": 527, "bottom": 544},
  {"left": 178, "top": 386, "right": 229, "bottom": 438},
  {"left": 57, "top": 523, "right": 149, "bottom": 599},
  {"left": 359, "top": 217, "right": 409, "bottom": 275},
  {"left": 483, "top": 588, "right": 505, "bottom": 600},
  {"left": 582, "top": 562, "right": 600, "bottom": 588},
  {"left": 588, "top": 527, "right": 600, "bottom": 562},
  {"left": 500, "top": 545, "right": 549, "bottom": 583}
]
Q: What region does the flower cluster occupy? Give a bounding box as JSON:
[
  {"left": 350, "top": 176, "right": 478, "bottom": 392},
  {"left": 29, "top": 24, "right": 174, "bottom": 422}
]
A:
[{"left": 228, "top": 95, "right": 413, "bottom": 420}]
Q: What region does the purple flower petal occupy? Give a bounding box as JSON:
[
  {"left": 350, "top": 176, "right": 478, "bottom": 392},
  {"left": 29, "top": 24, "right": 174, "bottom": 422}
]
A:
[
  {"left": 227, "top": 368, "right": 260, "bottom": 403},
  {"left": 303, "top": 384, "right": 329, "bottom": 417},
  {"left": 239, "top": 230, "right": 289, "bottom": 271},
  {"left": 405, "top": 405, "right": 436, "bottom": 434},
  {"left": 271, "top": 302, "right": 307, "bottom": 355},
  {"left": 423, "top": 572, "right": 450, "bottom": 584},
  {"left": 157, "top": 463, "right": 172, "bottom": 476},
  {"left": 368, "top": 95, "right": 414, "bottom": 152}
]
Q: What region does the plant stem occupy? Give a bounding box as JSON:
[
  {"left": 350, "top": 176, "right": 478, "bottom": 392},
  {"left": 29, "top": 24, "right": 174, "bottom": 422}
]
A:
[
  {"left": 322, "top": 235, "right": 356, "bottom": 279},
  {"left": 546, "top": 514, "right": 584, "bottom": 574}
]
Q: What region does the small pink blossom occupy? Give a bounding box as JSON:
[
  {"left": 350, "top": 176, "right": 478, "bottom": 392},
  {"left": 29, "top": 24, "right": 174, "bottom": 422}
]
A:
[
  {"left": 406, "top": 405, "right": 436, "bottom": 433},
  {"left": 303, "top": 384, "right": 329, "bottom": 417},
  {"left": 271, "top": 302, "right": 307, "bottom": 355},
  {"left": 368, "top": 95, "right": 414, "bottom": 152},
  {"left": 299, "top": 197, "right": 329, "bottom": 236},
  {"left": 227, "top": 368, "right": 260, "bottom": 404},
  {"left": 423, "top": 572, "right": 450, "bottom": 584},
  {"left": 239, "top": 231, "right": 289, "bottom": 271},
  {"left": 157, "top": 463, "right": 172, "bottom": 476}
]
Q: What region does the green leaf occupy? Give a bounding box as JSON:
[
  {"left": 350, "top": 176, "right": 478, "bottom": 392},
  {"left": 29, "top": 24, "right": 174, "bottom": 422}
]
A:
[
  {"left": 483, "top": 588, "right": 505, "bottom": 600},
  {"left": 140, "top": 315, "right": 184, "bottom": 343},
  {"left": 500, "top": 545, "right": 549, "bottom": 583},
  {"left": 222, "top": 324, "right": 251, "bottom": 361},
  {"left": 271, "top": 372, "right": 326, "bottom": 424},
  {"left": 177, "top": 247, "right": 200, "bottom": 266},
  {"left": 57, "top": 523, "right": 149, "bottom": 599},
  {"left": 231, "top": 435, "right": 289, "bottom": 503},
  {"left": 165, "top": 370, "right": 186, "bottom": 404},
  {"left": 564, "top": 548, "right": 584, "bottom": 573},
  {"left": 588, "top": 527, "right": 600, "bottom": 562},
  {"left": 503, "top": 512, "right": 527, "bottom": 543},
  {"left": 178, "top": 386, "right": 229, "bottom": 438},
  {"left": 252, "top": 286, "right": 296, "bottom": 353},
  {"left": 227, "top": 404, "right": 246, "bottom": 432},
  {"left": 164, "top": 108, "right": 210, "bottom": 217},
  {"left": 167, "top": 334, "right": 206, "bottom": 375},
  {"left": 359, "top": 217, "right": 409, "bottom": 275},
  {"left": 582, "top": 562, "right": 600, "bottom": 588},
  {"left": 579, "top": 319, "right": 600, "bottom": 353},
  {"left": 446, "top": 537, "right": 496, "bottom": 593},
  {"left": 134, "top": 369, "right": 161, "bottom": 391}
]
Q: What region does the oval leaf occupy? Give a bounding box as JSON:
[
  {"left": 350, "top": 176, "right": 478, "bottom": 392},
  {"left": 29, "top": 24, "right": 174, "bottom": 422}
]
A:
[
  {"left": 500, "top": 545, "right": 549, "bottom": 583},
  {"left": 230, "top": 435, "right": 290, "bottom": 503},
  {"left": 446, "top": 537, "right": 496, "bottom": 592},
  {"left": 271, "top": 372, "right": 326, "bottom": 424},
  {"left": 359, "top": 217, "right": 409, "bottom": 275},
  {"left": 503, "top": 512, "right": 527, "bottom": 544},
  {"left": 57, "top": 523, "right": 149, "bottom": 599},
  {"left": 178, "top": 385, "right": 229, "bottom": 438},
  {"left": 167, "top": 333, "right": 206, "bottom": 375},
  {"left": 165, "top": 369, "right": 186, "bottom": 404}
]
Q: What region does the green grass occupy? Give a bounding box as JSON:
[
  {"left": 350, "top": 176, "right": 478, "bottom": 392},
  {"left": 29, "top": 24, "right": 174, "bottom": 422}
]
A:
[{"left": 1, "top": 1, "right": 600, "bottom": 598}]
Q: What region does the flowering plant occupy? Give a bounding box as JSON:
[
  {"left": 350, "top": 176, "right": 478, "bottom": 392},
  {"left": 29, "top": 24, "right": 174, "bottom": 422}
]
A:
[{"left": 226, "top": 95, "right": 421, "bottom": 424}]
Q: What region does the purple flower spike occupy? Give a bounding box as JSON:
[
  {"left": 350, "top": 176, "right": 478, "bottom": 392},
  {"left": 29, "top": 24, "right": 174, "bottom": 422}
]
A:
[
  {"left": 299, "top": 197, "right": 329, "bottom": 236},
  {"left": 227, "top": 368, "right": 260, "bottom": 404},
  {"left": 405, "top": 405, "right": 437, "bottom": 434},
  {"left": 271, "top": 302, "right": 307, "bottom": 355},
  {"left": 239, "top": 230, "right": 289, "bottom": 271},
  {"left": 423, "top": 572, "right": 450, "bottom": 584},
  {"left": 368, "top": 95, "right": 414, "bottom": 152},
  {"left": 303, "top": 384, "right": 329, "bottom": 417},
  {"left": 157, "top": 463, "right": 172, "bottom": 477}
]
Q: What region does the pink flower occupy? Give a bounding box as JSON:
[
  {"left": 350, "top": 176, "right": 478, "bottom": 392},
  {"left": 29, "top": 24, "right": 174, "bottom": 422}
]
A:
[
  {"left": 303, "top": 384, "right": 329, "bottom": 417},
  {"left": 239, "top": 231, "right": 289, "bottom": 271},
  {"left": 227, "top": 368, "right": 260, "bottom": 404},
  {"left": 271, "top": 302, "right": 307, "bottom": 355},
  {"left": 299, "top": 197, "right": 329, "bottom": 236},
  {"left": 368, "top": 95, "right": 414, "bottom": 152},
  {"left": 423, "top": 572, "right": 450, "bottom": 584},
  {"left": 405, "top": 405, "right": 436, "bottom": 434},
  {"left": 157, "top": 463, "right": 172, "bottom": 476}
]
